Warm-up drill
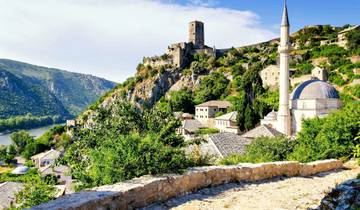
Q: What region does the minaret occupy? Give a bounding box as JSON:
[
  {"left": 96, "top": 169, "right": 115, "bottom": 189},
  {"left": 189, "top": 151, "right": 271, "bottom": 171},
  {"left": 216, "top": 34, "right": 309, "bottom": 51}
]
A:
[{"left": 277, "top": 1, "right": 291, "bottom": 136}]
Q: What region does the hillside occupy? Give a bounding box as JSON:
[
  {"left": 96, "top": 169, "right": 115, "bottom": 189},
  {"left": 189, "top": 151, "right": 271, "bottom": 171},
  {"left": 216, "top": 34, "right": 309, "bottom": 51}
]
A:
[
  {"left": 0, "top": 59, "right": 117, "bottom": 119},
  {"left": 79, "top": 24, "right": 359, "bottom": 128}
]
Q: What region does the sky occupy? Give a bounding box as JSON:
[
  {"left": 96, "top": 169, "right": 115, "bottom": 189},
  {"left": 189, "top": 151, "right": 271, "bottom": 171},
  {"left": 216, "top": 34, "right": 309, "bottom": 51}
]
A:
[{"left": 0, "top": 0, "right": 358, "bottom": 83}]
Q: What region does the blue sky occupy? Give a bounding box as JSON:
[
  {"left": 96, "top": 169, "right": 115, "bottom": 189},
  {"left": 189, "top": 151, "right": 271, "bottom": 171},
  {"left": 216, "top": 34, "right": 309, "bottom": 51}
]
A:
[
  {"left": 0, "top": 0, "right": 358, "bottom": 82},
  {"left": 176, "top": 0, "right": 360, "bottom": 32}
]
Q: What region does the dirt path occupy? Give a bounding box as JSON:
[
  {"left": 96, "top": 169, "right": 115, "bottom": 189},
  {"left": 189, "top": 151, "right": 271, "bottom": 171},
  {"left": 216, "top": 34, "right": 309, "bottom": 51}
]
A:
[{"left": 143, "top": 166, "right": 360, "bottom": 210}]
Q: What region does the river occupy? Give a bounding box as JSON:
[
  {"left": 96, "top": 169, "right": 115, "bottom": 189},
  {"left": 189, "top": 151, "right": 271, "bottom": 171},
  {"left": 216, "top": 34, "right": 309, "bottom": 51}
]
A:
[{"left": 0, "top": 124, "right": 61, "bottom": 146}]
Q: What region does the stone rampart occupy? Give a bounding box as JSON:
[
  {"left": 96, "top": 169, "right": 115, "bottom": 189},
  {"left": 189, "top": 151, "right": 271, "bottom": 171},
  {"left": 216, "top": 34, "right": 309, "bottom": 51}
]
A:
[{"left": 30, "top": 159, "right": 343, "bottom": 210}]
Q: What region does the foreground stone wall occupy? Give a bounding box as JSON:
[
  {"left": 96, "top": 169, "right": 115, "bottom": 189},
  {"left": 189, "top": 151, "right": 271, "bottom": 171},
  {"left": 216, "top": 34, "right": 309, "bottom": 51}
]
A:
[{"left": 31, "top": 159, "right": 343, "bottom": 210}]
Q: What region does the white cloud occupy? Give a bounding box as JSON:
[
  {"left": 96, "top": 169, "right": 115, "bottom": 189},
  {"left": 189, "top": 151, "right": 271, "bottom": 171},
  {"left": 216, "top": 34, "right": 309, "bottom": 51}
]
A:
[{"left": 0, "top": 0, "right": 277, "bottom": 82}]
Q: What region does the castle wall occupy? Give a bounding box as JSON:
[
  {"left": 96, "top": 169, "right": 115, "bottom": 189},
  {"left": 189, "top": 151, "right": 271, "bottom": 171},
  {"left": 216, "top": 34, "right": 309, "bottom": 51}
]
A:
[{"left": 30, "top": 159, "right": 343, "bottom": 210}]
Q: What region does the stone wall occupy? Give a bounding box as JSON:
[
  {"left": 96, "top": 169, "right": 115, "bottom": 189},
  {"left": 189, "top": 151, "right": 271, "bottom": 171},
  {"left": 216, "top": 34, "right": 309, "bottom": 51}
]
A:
[{"left": 30, "top": 159, "right": 343, "bottom": 210}]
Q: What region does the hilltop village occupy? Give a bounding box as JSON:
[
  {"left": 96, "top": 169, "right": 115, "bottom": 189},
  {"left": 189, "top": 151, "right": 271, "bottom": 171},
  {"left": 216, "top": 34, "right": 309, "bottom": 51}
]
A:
[{"left": 130, "top": 7, "right": 355, "bottom": 159}]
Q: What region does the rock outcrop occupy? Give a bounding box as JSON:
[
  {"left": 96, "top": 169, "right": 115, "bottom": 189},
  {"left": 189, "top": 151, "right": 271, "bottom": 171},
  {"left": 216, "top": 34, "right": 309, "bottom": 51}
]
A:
[{"left": 319, "top": 178, "right": 360, "bottom": 210}]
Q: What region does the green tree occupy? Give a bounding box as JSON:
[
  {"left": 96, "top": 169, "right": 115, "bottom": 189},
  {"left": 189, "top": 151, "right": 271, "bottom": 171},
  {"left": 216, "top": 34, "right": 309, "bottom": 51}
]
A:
[
  {"left": 194, "top": 71, "right": 230, "bottom": 104},
  {"left": 62, "top": 100, "right": 191, "bottom": 190},
  {"left": 220, "top": 136, "right": 294, "bottom": 164},
  {"left": 14, "top": 176, "right": 56, "bottom": 209},
  {"left": 244, "top": 104, "right": 255, "bottom": 131},
  {"left": 169, "top": 88, "right": 194, "bottom": 113},
  {"left": 346, "top": 30, "right": 360, "bottom": 51},
  {"left": 10, "top": 131, "right": 34, "bottom": 154}
]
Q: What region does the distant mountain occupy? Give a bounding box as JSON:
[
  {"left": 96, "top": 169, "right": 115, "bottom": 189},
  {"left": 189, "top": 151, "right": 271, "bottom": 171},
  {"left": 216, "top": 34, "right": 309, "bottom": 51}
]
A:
[{"left": 0, "top": 59, "right": 117, "bottom": 119}]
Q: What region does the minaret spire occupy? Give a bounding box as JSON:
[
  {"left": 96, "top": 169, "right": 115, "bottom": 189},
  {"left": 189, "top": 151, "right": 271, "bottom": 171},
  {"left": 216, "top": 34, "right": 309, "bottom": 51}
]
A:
[
  {"left": 281, "top": 0, "right": 290, "bottom": 27},
  {"left": 277, "top": 0, "right": 291, "bottom": 136}
]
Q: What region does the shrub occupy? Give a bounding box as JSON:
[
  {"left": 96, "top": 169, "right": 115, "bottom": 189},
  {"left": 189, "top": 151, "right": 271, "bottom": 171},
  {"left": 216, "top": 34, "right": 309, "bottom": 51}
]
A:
[
  {"left": 328, "top": 72, "right": 346, "bottom": 86},
  {"left": 220, "top": 136, "right": 295, "bottom": 165},
  {"left": 346, "top": 30, "right": 360, "bottom": 51},
  {"left": 195, "top": 128, "right": 220, "bottom": 136},
  {"left": 293, "top": 61, "right": 314, "bottom": 77},
  {"left": 169, "top": 88, "right": 194, "bottom": 113}
]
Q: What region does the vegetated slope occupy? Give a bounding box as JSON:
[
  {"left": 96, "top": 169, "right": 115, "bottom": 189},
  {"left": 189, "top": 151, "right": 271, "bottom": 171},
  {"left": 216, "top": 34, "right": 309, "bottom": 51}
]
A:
[
  {"left": 79, "top": 24, "right": 359, "bottom": 130},
  {"left": 0, "top": 69, "right": 70, "bottom": 118},
  {"left": 0, "top": 59, "right": 117, "bottom": 117}
]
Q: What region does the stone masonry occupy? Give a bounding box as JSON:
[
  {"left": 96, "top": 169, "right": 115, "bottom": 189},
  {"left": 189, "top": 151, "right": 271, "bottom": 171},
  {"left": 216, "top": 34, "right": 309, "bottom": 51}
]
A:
[{"left": 30, "top": 159, "right": 343, "bottom": 210}]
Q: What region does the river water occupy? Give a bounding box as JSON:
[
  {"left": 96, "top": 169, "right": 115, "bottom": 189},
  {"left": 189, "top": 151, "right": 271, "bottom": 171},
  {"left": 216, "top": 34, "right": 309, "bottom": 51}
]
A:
[{"left": 0, "top": 124, "right": 60, "bottom": 146}]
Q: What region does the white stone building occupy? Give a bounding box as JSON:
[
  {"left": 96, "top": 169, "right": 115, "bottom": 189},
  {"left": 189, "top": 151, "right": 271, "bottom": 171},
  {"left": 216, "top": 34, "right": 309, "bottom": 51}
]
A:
[
  {"left": 31, "top": 149, "right": 61, "bottom": 168},
  {"left": 214, "top": 111, "right": 240, "bottom": 134},
  {"left": 195, "top": 100, "right": 232, "bottom": 126}
]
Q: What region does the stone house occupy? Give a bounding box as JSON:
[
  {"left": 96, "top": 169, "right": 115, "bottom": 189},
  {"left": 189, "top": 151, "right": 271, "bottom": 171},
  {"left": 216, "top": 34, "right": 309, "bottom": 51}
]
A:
[
  {"left": 260, "top": 65, "right": 296, "bottom": 88},
  {"left": 337, "top": 25, "right": 360, "bottom": 48},
  {"left": 214, "top": 111, "right": 239, "bottom": 134},
  {"left": 31, "top": 149, "right": 61, "bottom": 168},
  {"left": 178, "top": 119, "right": 206, "bottom": 140},
  {"left": 261, "top": 65, "right": 327, "bottom": 88},
  {"left": 195, "top": 100, "right": 232, "bottom": 126}
]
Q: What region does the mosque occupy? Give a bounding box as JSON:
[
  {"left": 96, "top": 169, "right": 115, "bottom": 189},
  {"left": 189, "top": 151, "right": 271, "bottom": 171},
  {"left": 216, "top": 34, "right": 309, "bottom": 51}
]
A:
[{"left": 259, "top": 2, "right": 341, "bottom": 136}]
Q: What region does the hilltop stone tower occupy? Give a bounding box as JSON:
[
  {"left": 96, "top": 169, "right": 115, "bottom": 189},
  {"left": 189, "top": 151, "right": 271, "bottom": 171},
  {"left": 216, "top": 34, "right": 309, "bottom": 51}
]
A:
[
  {"left": 189, "top": 21, "right": 204, "bottom": 49},
  {"left": 277, "top": 2, "right": 292, "bottom": 136}
]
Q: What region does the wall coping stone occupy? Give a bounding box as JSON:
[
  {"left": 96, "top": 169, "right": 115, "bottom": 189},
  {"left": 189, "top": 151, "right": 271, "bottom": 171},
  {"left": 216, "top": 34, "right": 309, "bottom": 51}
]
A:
[{"left": 30, "top": 159, "right": 343, "bottom": 210}]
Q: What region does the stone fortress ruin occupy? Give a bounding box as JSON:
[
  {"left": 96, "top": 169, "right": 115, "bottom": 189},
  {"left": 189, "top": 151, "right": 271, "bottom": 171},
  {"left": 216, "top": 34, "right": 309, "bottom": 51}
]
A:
[{"left": 143, "top": 20, "right": 215, "bottom": 69}]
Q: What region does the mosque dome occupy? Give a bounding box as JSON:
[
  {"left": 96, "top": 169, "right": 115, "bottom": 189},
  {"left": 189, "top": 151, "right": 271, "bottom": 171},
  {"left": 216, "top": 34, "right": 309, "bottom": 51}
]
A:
[
  {"left": 291, "top": 79, "right": 339, "bottom": 100},
  {"left": 12, "top": 166, "right": 29, "bottom": 175}
]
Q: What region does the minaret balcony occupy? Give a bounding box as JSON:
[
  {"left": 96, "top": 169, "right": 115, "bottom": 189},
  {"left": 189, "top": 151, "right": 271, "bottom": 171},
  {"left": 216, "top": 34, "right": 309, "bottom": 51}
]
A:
[{"left": 278, "top": 44, "right": 292, "bottom": 53}]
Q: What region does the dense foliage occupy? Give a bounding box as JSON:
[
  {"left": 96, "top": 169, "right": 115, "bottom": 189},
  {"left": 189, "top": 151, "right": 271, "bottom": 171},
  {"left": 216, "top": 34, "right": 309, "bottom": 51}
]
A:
[
  {"left": 62, "top": 100, "right": 192, "bottom": 190},
  {"left": 168, "top": 88, "right": 195, "bottom": 113},
  {"left": 220, "top": 136, "right": 295, "bottom": 165},
  {"left": 194, "top": 71, "right": 230, "bottom": 104},
  {"left": 0, "top": 168, "right": 56, "bottom": 209},
  {"left": 0, "top": 114, "right": 63, "bottom": 133}
]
